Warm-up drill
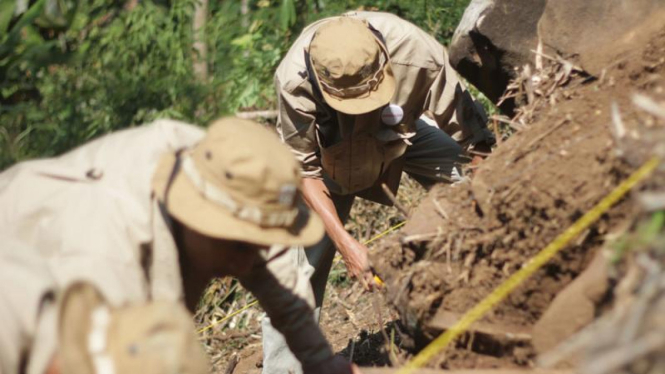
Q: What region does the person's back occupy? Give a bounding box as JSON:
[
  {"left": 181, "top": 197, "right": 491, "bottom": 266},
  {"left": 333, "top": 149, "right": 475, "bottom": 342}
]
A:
[
  {"left": 0, "top": 237, "right": 58, "bottom": 374},
  {"left": 0, "top": 119, "right": 204, "bottom": 305}
]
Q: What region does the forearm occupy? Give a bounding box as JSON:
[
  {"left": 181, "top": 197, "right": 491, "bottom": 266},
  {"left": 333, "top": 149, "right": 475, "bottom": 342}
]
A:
[
  {"left": 301, "top": 178, "right": 373, "bottom": 289},
  {"left": 301, "top": 178, "right": 355, "bottom": 255},
  {"left": 240, "top": 257, "right": 333, "bottom": 367}
]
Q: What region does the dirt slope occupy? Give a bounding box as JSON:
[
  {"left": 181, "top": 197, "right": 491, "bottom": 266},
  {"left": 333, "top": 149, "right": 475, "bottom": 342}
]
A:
[{"left": 372, "top": 22, "right": 665, "bottom": 370}]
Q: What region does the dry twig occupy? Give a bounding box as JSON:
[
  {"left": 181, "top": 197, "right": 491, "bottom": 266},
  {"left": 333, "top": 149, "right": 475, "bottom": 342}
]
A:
[
  {"left": 610, "top": 102, "right": 627, "bottom": 140},
  {"left": 381, "top": 183, "right": 410, "bottom": 217},
  {"left": 224, "top": 354, "right": 239, "bottom": 374},
  {"left": 525, "top": 117, "right": 570, "bottom": 149},
  {"left": 633, "top": 94, "right": 665, "bottom": 119}
]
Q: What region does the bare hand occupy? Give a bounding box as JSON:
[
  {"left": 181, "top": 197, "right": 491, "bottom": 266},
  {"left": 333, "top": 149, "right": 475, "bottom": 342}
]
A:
[
  {"left": 339, "top": 239, "right": 376, "bottom": 291},
  {"left": 303, "top": 356, "right": 363, "bottom": 374},
  {"left": 45, "top": 354, "right": 60, "bottom": 374}
]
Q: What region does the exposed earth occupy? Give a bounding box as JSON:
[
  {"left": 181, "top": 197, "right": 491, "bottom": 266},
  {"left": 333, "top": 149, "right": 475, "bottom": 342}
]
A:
[{"left": 372, "top": 16, "right": 665, "bottom": 371}]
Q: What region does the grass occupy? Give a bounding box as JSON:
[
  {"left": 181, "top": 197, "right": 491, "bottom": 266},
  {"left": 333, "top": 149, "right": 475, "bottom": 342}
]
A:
[{"left": 611, "top": 211, "right": 665, "bottom": 263}]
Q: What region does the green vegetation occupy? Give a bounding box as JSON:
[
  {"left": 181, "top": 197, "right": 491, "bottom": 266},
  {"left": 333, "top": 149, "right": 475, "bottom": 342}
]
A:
[
  {"left": 1, "top": 0, "right": 470, "bottom": 169},
  {"left": 611, "top": 211, "right": 665, "bottom": 263}
]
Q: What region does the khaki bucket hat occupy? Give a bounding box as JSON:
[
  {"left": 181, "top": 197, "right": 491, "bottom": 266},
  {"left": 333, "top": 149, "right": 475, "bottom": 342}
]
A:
[
  {"left": 59, "top": 282, "right": 208, "bottom": 374},
  {"left": 152, "top": 117, "right": 324, "bottom": 247},
  {"left": 309, "top": 16, "right": 396, "bottom": 115}
]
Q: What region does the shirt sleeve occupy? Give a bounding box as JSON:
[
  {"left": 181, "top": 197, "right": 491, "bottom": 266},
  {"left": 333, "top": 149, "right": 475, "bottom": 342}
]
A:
[
  {"left": 424, "top": 48, "right": 495, "bottom": 147},
  {"left": 274, "top": 75, "right": 324, "bottom": 180},
  {"left": 0, "top": 241, "right": 58, "bottom": 374},
  {"left": 238, "top": 247, "right": 333, "bottom": 368}
]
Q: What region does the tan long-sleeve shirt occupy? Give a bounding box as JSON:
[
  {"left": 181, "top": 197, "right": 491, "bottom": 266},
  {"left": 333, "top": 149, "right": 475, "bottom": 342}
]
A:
[
  {"left": 0, "top": 120, "right": 332, "bottom": 373},
  {"left": 0, "top": 237, "right": 58, "bottom": 374},
  {"left": 275, "top": 11, "right": 491, "bottom": 194}
]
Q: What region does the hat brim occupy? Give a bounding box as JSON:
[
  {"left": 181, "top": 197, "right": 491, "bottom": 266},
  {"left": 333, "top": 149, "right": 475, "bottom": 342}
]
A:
[
  {"left": 311, "top": 37, "right": 396, "bottom": 115},
  {"left": 152, "top": 153, "right": 324, "bottom": 247},
  {"left": 59, "top": 282, "right": 106, "bottom": 374}
]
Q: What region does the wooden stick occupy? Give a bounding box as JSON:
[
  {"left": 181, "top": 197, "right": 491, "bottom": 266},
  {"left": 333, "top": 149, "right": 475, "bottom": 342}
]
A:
[
  {"left": 633, "top": 93, "right": 665, "bottom": 119},
  {"left": 526, "top": 117, "right": 569, "bottom": 149},
  {"left": 223, "top": 354, "right": 239, "bottom": 374},
  {"left": 493, "top": 118, "right": 503, "bottom": 146},
  {"left": 382, "top": 183, "right": 409, "bottom": 217},
  {"left": 490, "top": 115, "right": 526, "bottom": 131}
]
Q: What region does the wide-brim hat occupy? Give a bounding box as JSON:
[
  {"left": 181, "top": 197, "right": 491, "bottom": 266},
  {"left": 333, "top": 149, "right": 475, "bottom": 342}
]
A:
[
  {"left": 152, "top": 117, "right": 324, "bottom": 247},
  {"left": 59, "top": 282, "right": 209, "bottom": 374},
  {"left": 309, "top": 16, "right": 396, "bottom": 115}
]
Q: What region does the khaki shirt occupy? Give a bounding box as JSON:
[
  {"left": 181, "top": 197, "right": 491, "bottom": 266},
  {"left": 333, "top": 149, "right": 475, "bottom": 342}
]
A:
[
  {"left": 0, "top": 120, "right": 332, "bottom": 372},
  {"left": 0, "top": 237, "right": 58, "bottom": 374},
  {"left": 276, "top": 11, "right": 491, "bottom": 195}
]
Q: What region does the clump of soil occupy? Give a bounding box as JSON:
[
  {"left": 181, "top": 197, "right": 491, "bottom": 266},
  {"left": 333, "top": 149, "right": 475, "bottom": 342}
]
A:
[{"left": 372, "top": 23, "right": 665, "bottom": 370}]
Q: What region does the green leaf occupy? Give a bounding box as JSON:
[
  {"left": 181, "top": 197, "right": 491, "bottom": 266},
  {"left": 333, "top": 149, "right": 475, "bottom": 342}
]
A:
[
  {"left": 279, "top": 0, "right": 296, "bottom": 31},
  {"left": 1, "top": 83, "right": 20, "bottom": 98},
  {"left": 0, "top": 0, "right": 16, "bottom": 35},
  {"left": 10, "top": 0, "right": 45, "bottom": 32},
  {"left": 231, "top": 33, "right": 253, "bottom": 48},
  {"left": 20, "top": 24, "right": 44, "bottom": 45},
  {"left": 639, "top": 211, "right": 665, "bottom": 245},
  {"left": 0, "top": 0, "right": 46, "bottom": 57}
]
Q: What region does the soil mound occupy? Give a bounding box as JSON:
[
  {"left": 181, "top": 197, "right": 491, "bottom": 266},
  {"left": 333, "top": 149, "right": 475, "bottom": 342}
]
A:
[{"left": 372, "top": 21, "right": 665, "bottom": 370}]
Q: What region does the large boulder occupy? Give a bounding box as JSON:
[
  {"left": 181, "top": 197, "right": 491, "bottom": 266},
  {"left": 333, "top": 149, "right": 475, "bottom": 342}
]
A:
[
  {"left": 539, "top": 0, "right": 664, "bottom": 75},
  {"left": 449, "top": 0, "right": 665, "bottom": 115},
  {"left": 449, "top": 0, "right": 547, "bottom": 114}
]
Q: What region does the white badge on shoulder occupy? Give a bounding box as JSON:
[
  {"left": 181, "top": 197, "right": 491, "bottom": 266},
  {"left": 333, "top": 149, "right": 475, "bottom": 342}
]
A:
[{"left": 381, "top": 104, "right": 404, "bottom": 126}]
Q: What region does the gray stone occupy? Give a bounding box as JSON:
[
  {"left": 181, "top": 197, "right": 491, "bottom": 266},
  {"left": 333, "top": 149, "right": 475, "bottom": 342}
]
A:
[
  {"left": 449, "top": 0, "right": 547, "bottom": 114},
  {"left": 539, "top": 0, "right": 664, "bottom": 75},
  {"left": 449, "top": 0, "right": 665, "bottom": 115}
]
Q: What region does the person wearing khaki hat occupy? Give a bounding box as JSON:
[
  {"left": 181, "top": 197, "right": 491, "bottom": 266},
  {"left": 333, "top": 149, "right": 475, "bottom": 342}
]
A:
[
  {"left": 0, "top": 118, "right": 359, "bottom": 374},
  {"left": 0, "top": 237, "right": 207, "bottom": 374},
  {"left": 268, "top": 11, "right": 495, "bottom": 373}
]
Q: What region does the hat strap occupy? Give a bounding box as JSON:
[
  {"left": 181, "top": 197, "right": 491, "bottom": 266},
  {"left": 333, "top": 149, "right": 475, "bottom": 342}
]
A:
[
  {"left": 180, "top": 154, "right": 299, "bottom": 227},
  {"left": 87, "top": 307, "right": 116, "bottom": 374},
  {"left": 318, "top": 56, "right": 386, "bottom": 98}
]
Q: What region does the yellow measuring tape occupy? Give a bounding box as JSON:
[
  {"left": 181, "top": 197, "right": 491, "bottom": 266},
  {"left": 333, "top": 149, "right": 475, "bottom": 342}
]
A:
[
  {"left": 198, "top": 300, "right": 259, "bottom": 334},
  {"left": 396, "top": 156, "right": 660, "bottom": 374},
  {"left": 364, "top": 221, "right": 407, "bottom": 246},
  {"left": 197, "top": 220, "right": 408, "bottom": 335}
]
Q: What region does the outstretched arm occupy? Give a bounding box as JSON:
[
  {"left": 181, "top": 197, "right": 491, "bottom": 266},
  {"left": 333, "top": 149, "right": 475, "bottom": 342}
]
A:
[
  {"left": 239, "top": 249, "right": 360, "bottom": 374},
  {"left": 301, "top": 178, "right": 375, "bottom": 290},
  {"left": 275, "top": 76, "right": 376, "bottom": 290}
]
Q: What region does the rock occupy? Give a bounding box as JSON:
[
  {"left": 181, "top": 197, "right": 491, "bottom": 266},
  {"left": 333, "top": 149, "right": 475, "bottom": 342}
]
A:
[
  {"left": 532, "top": 252, "right": 609, "bottom": 358},
  {"left": 538, "top": 0, "right": 664, "bottom": 76},
  {"left": 449, "top": 0, "right": 547, "bottom": 114},
  {"left": 449, "top": 0, "right": 665, "bottom": 114}
]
